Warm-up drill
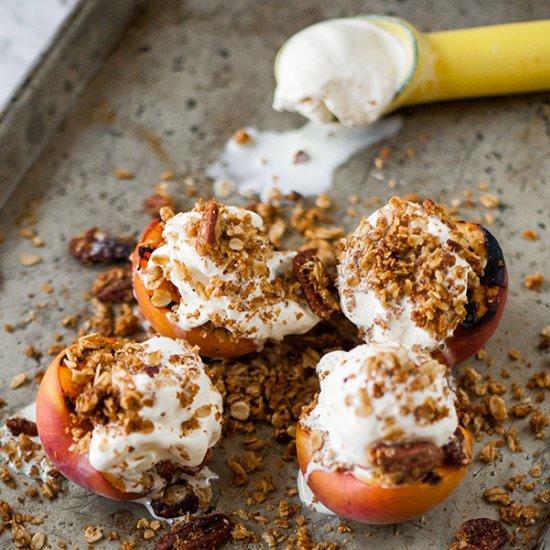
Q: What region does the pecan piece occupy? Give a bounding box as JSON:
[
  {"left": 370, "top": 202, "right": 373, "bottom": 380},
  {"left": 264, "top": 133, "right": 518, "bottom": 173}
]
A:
[
  {"left": 442, "top": 427, "right": 472, "bottom": 466},
  {"left": 449, "top": 518, "right": 509, "bottom": 550},
  {"left": 144, "top": 193, "right": 175, "bottom": 218},
  {"left": 195, "top": 199, "right": 222, "bottom": 257},
  {"left": 92, "top": 265, "right": 134, "bottom": 302},
  {"left": 293, "top": 250, "right": 340, "bottom": 320},
  {"left": 155, "top": 514, "right": 232, "bottom": 550},
  {"left": 5, "top": 417, "right": 38, "bottom": 437},
  {"left": 69, "top": 228, "right": 136, "bottom": 265},
  {"left": 150, "top": 483, "right": 199, "bottom": 519},
  {"left": 369, "top": 440, "right": 444, "bottom": 482}
]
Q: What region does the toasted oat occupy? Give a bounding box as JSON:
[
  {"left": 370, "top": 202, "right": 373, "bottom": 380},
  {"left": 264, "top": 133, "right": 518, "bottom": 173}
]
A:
[
  {"left": 29, "top": 531, "right": 46, "bottom": 550},
  {"left": 230, "top": 401, "right": 251, "bottom": 421},
  {"left": 479, "top": 193, "right": 500, "bottom": 208},
  {"left": 213, "top": 178, "right": 235, "bottom": 199},
  {"left": 18, "top": 254, "right": 42, "bottom": 267},
  {"left": 9, "top": 373, "right": 28, "bottom": 389}
]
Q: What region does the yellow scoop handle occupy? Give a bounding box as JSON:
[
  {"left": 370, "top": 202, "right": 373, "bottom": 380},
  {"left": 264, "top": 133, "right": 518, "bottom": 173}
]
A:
[{"left": 395, "top": 19, "right": 550, "bottom": 108}]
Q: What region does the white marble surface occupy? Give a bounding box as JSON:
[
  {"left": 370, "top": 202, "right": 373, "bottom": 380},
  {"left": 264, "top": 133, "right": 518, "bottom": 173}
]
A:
[{"left": 0, "top": 0, "right": 80, "bottom": 110}]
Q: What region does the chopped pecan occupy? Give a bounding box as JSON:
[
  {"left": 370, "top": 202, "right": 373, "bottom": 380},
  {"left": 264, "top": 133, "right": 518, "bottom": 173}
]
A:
[
  {"left": 369, "top": 440, "right": 444, "bottom": 482},
  {"left": 449, "top": 518, "right": 509, "bottom": 550},
  {"left": 442, "top": 427, "right": 472, "bottom": 466},
  {"left": 69, "top": 228, "right": 135, "bottom": 265},
  {"left": 154, "top": 514, "right": 232, "bottom": 550},
  {"left": 144, "top": 193, "right": 175, "bottom": 218},
  {"left": 5, "top": 417, "right": 38, "bottom": 437},
  {"left": 195, "top": 199, "right": 222, "bottom": 257},
  {"left": 150, "top": 483, "right": 199, "bottom": 519},
  {"left": 293, "top": 249, "right": 340, "bottom": 320},
  {"left": 92, "top": 265, "right": 134, "bottom": 302}
]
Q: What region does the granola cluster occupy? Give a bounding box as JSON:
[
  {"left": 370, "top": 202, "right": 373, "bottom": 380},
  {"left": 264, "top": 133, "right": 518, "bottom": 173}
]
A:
[
  {"left": 139, "top": 200, "right": 325, "bottom": 342},
  {"left": 300, "top": 344, "right": 469, "bottom": 485},
  {"left": 339, "top": 197, "right": 486, "bottom": 343},
  {"left": 59, "top": 334, "right": 222, "bottom": 495}
]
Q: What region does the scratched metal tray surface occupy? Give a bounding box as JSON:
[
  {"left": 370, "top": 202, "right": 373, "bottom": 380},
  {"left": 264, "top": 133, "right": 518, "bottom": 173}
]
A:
[{"left": 0, "top": 1, "right": 549, "bottom": 548}]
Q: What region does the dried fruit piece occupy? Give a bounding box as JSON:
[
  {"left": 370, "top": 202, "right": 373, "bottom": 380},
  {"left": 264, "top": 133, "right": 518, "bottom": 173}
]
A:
[
  {"left": 92, "top": 265, "right": 134, "bottom": 302},
  {"left": 293, "top": 249, "right": 340, "bottom": 320},
  {"left": 195, "top": 199, "right": 222, "bottom": 257},
  {"left": 449, "top": 517, "right": 509, "bottom": 550},
  {"left": 144, "top": 194, "right": 175, "bottom": 218},
  {"left": 5, "top": 417, "right": 38, "bottom": 437},
  {"left": 69, "top": 228, "right": 136, "bottom": 265},
  {"left": 150, "top": 483, "right": 199, "bottom": 519},
  {"left": 154, "top": 514, "right": 232, "bottom": 550}
]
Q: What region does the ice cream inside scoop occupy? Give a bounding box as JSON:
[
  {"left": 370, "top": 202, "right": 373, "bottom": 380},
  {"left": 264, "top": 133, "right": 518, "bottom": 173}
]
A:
[{"left": 273, "top": 18, "right": 411, "bottom": 126}]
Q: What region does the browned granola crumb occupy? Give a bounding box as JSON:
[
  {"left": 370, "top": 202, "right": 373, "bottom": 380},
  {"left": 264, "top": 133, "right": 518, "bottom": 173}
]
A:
[
  {"left": 522, "top": 229, "right": 539, "bottom": 241},
  {"left": 233, "top": 128, "right": 251, "bottom": 145},
  {"left": 479, "top": 440, "right": 501, "bottom": 463},
  {"left": 114, "top": 303, "right": 141, "bottom": 337},
  {"left": 524, "top": 272, "right": 544, "bottom": 290},
  {"left": 339, "top": 197, "right": 486, "bottom": 342},
  {"left": 499, "top": 502, "right": 541, "bottom": 527},
  {"left": 113, "top": 168, "right": 133, "bottom": 180}
]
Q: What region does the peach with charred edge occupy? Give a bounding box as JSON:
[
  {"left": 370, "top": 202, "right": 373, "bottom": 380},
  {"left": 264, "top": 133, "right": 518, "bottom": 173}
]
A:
[
  {"left": 296, "top": 423, "right": 473, "bottom": 525},
  {"left": 440, "top": 223, "right": 508, "bottom": 367},
  {"left": 132, "top": 220, "right": 258, "bottom": 358},
  {"left": 36, "top": 344, "right": 142, "bottom": 501}
]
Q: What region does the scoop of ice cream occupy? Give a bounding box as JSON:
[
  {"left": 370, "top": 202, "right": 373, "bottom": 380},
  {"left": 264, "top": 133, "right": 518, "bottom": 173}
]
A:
[
  {"left": 338, "top": 197, "right": 483, "bottom": 350},
  {"left": 273, "top": 18, "right": 410, "bottom": 126},
  {"left": 303, "top": 343, "right": 458, "bottom": 468},
  {"left": 141, "top": 202, "right": 320, "bottom": 343},
  {"left": 88, "top": 337, "right": 223, "bottom": 494}
]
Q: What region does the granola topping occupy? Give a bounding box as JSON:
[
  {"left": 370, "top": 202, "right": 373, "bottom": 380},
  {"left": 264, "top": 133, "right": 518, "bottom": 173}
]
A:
[
  {"left": 301, "top": 343, "right": 458, "bottom": 479},
  {"left": 139, "top": 201, "right": 320, "bottom": 343},
  {"left": 338, "top": 197, "right": 486, "bottom": 350},
  {"left": 63, "top": 335, "right": 223, "bottom": 495}
]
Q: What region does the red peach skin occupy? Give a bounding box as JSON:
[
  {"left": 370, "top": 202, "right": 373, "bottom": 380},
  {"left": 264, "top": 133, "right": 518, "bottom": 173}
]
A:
[
  {"left": 36, "top": 347, "right": 142, "bottom": 501},
  {"left": 296, "top": 423, "right": 472, "bottom": 525},
  {"left": 441, "top": 223, "right": 508, "bottom": 367},
  {"left": 441, "top": 270, "right": 508, "bottom": 367},
  {"left": 132, "top": 220, "right": 257, "bottom": 358}
]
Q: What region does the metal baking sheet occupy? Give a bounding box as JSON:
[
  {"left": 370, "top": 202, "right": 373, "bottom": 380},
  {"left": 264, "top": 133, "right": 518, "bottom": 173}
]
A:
[
  {"left": 0, "top": 1, "right": 549, "bottom": 548},
  {"left": 0, "top": 0, "right": 145, "bottom": 210}
]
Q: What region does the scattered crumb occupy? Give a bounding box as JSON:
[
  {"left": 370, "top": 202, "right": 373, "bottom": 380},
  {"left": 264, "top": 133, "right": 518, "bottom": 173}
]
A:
[
  {"left": 18, "top": 255, "right": 42, "bottom": 267},
  {"left": 9, "top": 373, "right": 28, "bottom": 389},
  {"left": 522, "top": 229, "right": 539, "bottom": 241},
  {"left": 112, "top": 168, "right": 133, "bottom": 180},
  {"left": 524, "top": 272, "right": 544, "bottom": 290}
]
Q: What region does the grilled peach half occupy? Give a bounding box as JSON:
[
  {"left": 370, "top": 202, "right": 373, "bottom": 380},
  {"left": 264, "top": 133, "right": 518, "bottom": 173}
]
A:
[
  {"left": 296, "top": 423, "right": 473, "bottom": 525},
  {"left": 132, "top": 220, "right": 257, "bottom": 358},
  {"left": 36, "top": 343, "right": 142, "bottom": 501},
  {"left": 441, "top": 224, "right": 508, "bottom": 367}
]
